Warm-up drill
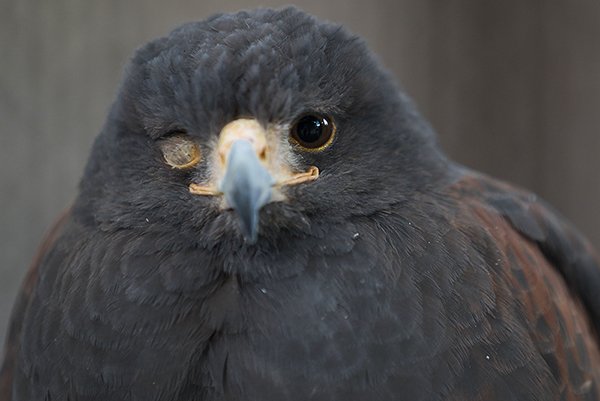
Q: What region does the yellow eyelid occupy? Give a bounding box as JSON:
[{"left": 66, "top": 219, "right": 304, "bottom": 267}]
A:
[{"left": 159, "top": 134, "right": 202, "bottom": 169}]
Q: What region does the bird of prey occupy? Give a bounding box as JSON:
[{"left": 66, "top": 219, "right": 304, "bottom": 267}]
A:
[{"left": 1, "top": 7, "right": 599, "bottom": 401}]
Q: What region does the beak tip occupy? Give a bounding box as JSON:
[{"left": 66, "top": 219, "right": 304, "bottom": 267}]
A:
[
  {"left": 244, "top": 232, "right": 259, "bottom": 245},
  {"left": 239, "top": 211, "right": 260, "bottom": 245}
]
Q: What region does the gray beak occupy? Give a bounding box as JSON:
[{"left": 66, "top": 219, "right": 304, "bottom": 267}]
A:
[{"left": 219, "top": 140, "right": 274, "bottom": 243}]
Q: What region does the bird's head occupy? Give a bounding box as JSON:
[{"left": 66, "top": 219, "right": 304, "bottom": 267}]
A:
[{"left": 77, "top": 7, "right": 449, "bottom": 248}]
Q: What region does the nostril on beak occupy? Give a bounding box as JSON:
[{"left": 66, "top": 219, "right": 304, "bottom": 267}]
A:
[{"left": 258, "top": 145, "right": 268, "bottom": 162}]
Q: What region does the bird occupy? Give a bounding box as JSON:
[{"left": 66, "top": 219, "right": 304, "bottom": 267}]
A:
[{"left": 1, "top": 6, "right": 600, "bottom": 401}]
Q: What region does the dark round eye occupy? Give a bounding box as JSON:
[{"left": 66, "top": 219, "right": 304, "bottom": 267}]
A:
[{"left": 290, "top": 114, "right": 335, "bottom": 151}]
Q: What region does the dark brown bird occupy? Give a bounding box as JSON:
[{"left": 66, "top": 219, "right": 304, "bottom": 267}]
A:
[{"left": 1, "top": 7, "right": 599, "bottom": 401}]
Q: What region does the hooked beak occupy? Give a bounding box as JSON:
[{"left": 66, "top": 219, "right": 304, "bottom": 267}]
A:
[
  {"left": 220, "top": 139, "right": 273, "bottom": 243},
  {"left": 189, "top": 119, "right": 319, "bottom": 243}
]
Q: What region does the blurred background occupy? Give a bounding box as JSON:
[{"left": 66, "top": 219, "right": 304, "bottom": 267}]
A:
[{"left": 1, "top": 0, "right": 599, "bottom": 347}]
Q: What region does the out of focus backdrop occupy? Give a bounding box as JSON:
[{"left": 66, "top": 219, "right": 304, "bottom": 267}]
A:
[{"left": 1, "top": 0, "right": 599, "bottom": 346}]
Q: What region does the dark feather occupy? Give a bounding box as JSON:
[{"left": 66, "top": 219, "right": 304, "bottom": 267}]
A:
[{"left": 0, "top": 208, "right": 71, "bottom": 400}]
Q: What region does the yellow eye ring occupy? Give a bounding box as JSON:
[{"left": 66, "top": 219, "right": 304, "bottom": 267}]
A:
[
  {"left": 158, "top": 133, "right": 201, "bottom": 169},
  {"left": 290, "top": 114, "right": 336, "bottom": 152}
]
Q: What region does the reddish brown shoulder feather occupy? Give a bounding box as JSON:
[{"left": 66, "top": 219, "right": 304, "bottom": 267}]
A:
[
  {"left": 448, "top": 172, "right": 600, "bottom": 400},
  {"left": 0, "top": 208, "right": 71, "bottom": 401}
]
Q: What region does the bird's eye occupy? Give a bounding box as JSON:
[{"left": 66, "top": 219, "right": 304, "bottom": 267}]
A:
[
  {"left": 290, "top": 114, "right": 335, "bottom": 151},
  {"left": 158, "top": 133, "right": 201, "bottom": 169}
]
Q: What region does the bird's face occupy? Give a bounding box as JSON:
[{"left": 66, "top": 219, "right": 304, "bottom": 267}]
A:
[
  {"left": 80, "top": 8, "right": 446, "bottom": 247},
  {"left": 186, "top": 117, "right": 323, "bottom": 243}
]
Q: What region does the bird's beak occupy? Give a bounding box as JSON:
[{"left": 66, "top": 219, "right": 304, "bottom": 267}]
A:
[
  {"left": 189, "top": 119, "right": 319, "bottom": 243},
  {"left": 216, "top": 120, "right": 273, "bottom": 243}
]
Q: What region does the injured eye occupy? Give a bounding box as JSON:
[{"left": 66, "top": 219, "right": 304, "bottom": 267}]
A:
[{"left": 158, "top": 133, "right": 201, "bottom": 169}]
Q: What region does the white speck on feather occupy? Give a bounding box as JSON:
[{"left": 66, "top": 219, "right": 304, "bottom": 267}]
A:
[
  {"left": 353, "top": 233, "right": 360, "bottom": 239},
  {"left": 259, "top": 288, "right": 267, "bottom": 294},
  {"left": 485, "top": 355, "right": 490, "bottom": 360},
  {"left": 145, "top": 218, "right": 150, "bottom": 223}
]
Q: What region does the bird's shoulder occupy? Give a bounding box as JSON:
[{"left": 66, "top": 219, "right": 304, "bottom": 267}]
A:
[
  {"left": 445, "top": 169, "right": 600, "bottom": 330},
  {"left": 0, "top": 208, "right": 71, "bottom": 400},
  {"left": 438, "top": 169, "right": 600, "bottom": 400}
]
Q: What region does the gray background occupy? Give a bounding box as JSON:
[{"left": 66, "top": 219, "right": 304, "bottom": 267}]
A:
[{"left": 1, "top": 0, "right": 599, "bottom": 348}]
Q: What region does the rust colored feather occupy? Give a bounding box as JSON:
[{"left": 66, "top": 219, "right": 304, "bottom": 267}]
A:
[
  {"left": 448, "top": 173, "right": 600, "bottom": 400},
  {"left": 0, "top": 208, "right": 71, "bottom": 401}
]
